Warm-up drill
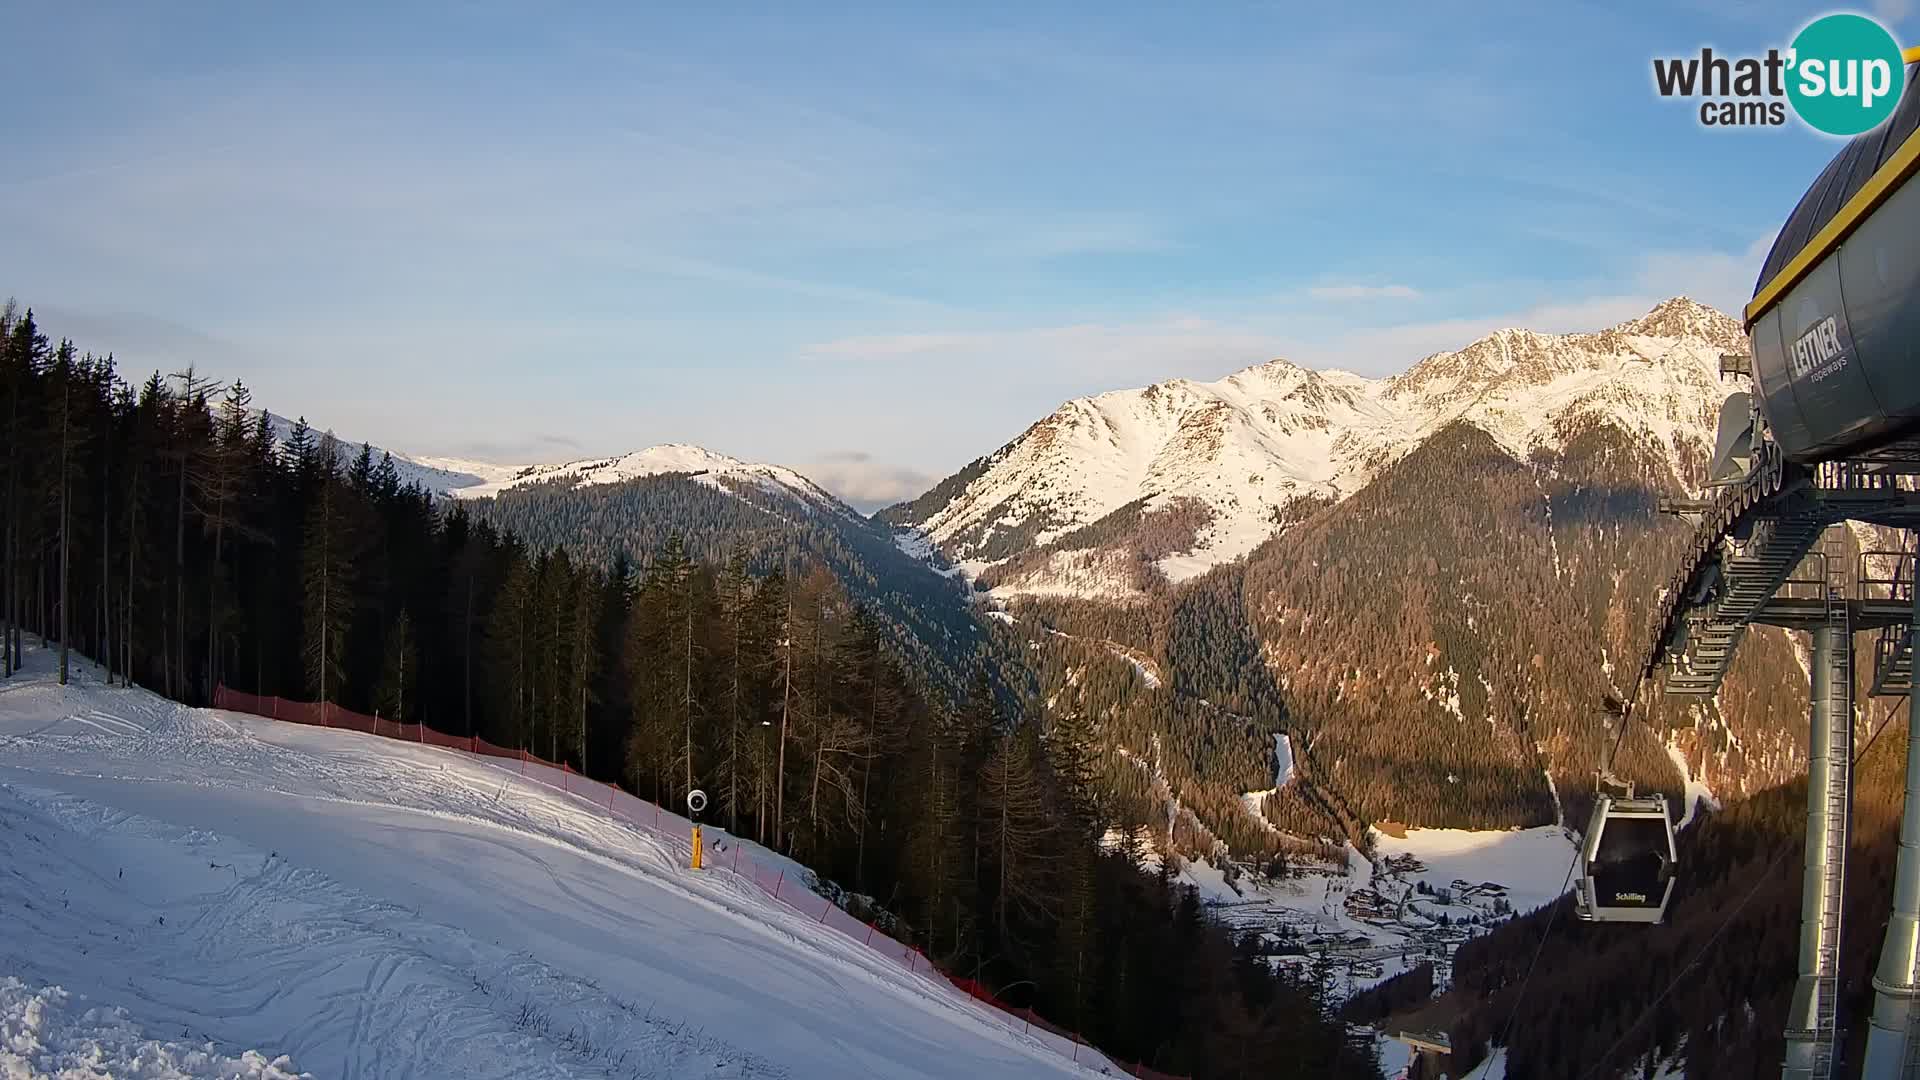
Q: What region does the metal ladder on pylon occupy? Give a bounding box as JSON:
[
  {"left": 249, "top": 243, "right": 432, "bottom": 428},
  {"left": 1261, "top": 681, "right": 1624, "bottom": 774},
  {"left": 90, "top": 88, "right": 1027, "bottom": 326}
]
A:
[{"left": 1811, "top": 528, "right": 1856, "bottom": 1079}]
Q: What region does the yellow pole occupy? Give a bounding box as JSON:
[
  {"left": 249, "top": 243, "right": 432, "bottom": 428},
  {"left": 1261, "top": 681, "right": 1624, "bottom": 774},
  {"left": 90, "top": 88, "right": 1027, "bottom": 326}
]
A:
[{"left": 691, "top": 824, "right": 703, "bottom": 870}]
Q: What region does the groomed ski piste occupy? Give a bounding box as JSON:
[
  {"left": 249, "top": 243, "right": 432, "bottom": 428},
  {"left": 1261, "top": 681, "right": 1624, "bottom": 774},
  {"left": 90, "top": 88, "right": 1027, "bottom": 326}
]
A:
[{"left": 0, "top": 647, "right": 1125, "bottom": 1079}]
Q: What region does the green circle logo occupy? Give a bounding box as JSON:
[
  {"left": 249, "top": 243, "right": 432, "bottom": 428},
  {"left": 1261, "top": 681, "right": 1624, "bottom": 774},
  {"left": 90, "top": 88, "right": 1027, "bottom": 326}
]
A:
[{"left": 1787, "top": 13, "right": 1907, "bottom": 136}]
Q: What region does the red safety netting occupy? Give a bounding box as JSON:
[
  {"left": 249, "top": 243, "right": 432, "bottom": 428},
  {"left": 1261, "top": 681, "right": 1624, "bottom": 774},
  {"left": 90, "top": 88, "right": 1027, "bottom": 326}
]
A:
[{"left": 211, "top": 685, "right": 1183, "bottom": 1079}]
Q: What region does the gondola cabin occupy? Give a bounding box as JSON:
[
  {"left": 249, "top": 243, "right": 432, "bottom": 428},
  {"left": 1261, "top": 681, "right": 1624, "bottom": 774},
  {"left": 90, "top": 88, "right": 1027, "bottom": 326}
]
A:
[{"left": 1574, "top": 792, "right": 1677, "bottom": 924}]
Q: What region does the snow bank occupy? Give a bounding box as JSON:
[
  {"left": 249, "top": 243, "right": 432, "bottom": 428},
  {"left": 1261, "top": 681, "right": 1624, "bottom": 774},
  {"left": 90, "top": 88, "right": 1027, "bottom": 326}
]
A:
[{"left": 0, "top": 977, "right": 307, "bottom": 1079}]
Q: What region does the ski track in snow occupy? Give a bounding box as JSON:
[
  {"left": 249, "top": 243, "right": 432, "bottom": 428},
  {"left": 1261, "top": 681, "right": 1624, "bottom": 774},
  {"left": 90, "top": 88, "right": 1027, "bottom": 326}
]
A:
[{"left": 0, "top": 649, "right": 1110, "bottom": 1080}]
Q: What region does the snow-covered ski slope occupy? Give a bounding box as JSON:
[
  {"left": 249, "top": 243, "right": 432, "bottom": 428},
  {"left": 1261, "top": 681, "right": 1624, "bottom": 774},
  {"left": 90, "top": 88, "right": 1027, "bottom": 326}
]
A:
[{"left": 0, "top": 649, "right": 1118, "bottom": 1079}]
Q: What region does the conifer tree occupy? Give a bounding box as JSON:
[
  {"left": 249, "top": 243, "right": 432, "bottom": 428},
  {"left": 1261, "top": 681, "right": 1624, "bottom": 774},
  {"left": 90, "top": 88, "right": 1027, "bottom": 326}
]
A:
[
  {"left": 718, "top": 550, "right": 752, "bottom": 833},
  {"left": 488, "top": 547, "right": 535, "bottom": 747},
  {"left": 978, "top": 723, "right": 1058, "bottom": 946},
  {"left": 300, "top": 440, "right": 357, "bottom": 713},
  {"left": 566, "top": 568, "right": 602, "bottom": 770}
]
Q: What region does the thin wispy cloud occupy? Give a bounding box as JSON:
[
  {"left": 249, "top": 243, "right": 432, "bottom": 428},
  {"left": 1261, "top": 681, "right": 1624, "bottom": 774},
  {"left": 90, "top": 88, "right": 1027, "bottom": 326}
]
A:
[
  {"left": 0, "top": 5, "right": 1850, "bottom": 482},
  {"left": 798, "top": 451, "right": 938, "bottom": 512},
  {"left": 802, "top": 239, "right": 1765, "bottom": 390}
]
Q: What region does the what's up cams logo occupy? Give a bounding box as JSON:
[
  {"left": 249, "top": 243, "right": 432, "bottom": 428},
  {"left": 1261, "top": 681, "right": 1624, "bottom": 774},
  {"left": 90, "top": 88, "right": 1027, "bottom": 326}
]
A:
[{"left": 1653, "top": 12, "right": 1914, "bottom": 135}]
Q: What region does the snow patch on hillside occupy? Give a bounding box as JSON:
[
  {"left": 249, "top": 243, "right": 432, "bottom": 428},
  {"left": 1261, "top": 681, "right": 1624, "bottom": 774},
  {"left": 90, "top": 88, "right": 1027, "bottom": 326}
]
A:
[
  {"left": 894, "top": 528, "right": 965, "bottom": 578},
  {"left": 1109, "top": 645, "right": 1162, "bottom": 689},
  {"left": 1667, "top": 738, "right": 1721, "bottom": 830},
  {"left": 983, "top": 548, "right": 1151, "bottom": 603}
]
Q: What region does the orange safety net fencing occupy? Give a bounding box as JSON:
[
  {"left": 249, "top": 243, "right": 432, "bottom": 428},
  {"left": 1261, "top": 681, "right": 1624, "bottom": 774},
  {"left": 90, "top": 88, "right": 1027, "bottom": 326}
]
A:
[{"left": 211, "top": 687, "right": 1185, "bottom": 1080}]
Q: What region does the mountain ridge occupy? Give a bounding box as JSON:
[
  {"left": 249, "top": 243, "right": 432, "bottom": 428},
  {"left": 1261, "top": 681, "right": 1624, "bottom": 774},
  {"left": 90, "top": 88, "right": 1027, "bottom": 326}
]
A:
[
  {"left": 425, "top": 442, "right": 860, "bottom": 518},
  {"left": 254, "top": 408, "right": 868, "bottom": 527},
  {"left": 884, "top": 297, "right": 1743, "bottom": 600}
]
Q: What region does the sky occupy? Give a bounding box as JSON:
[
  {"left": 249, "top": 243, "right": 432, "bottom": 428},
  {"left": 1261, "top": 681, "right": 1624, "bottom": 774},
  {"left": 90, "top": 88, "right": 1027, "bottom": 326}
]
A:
[{"left": 2, "top": 2, "right": 1913, "bottom": 510}]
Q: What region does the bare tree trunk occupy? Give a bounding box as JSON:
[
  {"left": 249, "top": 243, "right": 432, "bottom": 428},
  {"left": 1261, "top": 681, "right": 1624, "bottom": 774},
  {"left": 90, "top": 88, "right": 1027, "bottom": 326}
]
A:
[
  {"left": 551, "top": 601, "right": 560, "bottom": 763},
  {"left": 208, "top": 493, "right": 223, "bottom": 694},
  {"left": 175, "top": 456, "right": 186, "bottom": 700},
  {"left": 807, "top": 597, "right": 824, "bottom": 841},
  {"left": 856, "top": 662, "right": 877, "bottom": 891},
  {"left": 683, "top": 599, "right": 693, "bottom": 798},
  {"left": 729, "top": 587, "right": 741, "bottom": 835},
  {"left": 464, "top": 573, "right": 473, "bottom": 736},
  {"left": 810, "top": 740, "right": 821, "bottom": 838},
  {"left": 2, "top": 512, "right": 11, "bottom": 679},
  {"left": 2, "top": 358, "right": 16, "bottom": 680},
  {"left": 57, "top": 374, "right": 70, "bottom": 685},
  {"left": 775, "top": 596, "right": 791, "bottom": 851},
  {"left": 319, "top": 529, "right": 328, "bottom": 709},
  {"left": 125, "top": 472, "right": 137, "bottom": 689},
  {"left": 927, "top": 738, "right": 943, "bottom": 955},
  {"left": 100, "top": 421, "right": 110, "bottom": 681},
  {"left": 515, "top": 609, "right": 524, "bottom": 749},
  {"left": 998, "top": 766, "right": 1011, "bottom": 938}
]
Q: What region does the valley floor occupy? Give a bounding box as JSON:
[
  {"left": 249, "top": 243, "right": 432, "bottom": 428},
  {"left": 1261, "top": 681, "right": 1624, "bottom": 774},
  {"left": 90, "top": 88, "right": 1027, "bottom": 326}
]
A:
[
  {"left": 0, "top": 648, "right": 1110, "bottom": 1079},
  {"left": 1174, "top": 823, "right": 1577, "bottom": 997}
]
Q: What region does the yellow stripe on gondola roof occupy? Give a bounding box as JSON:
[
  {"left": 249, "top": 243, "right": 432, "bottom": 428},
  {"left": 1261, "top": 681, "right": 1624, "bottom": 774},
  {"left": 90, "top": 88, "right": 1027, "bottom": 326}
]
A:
[{"left": 1745, "top": 116, "right": 1920, "bottom": 328}]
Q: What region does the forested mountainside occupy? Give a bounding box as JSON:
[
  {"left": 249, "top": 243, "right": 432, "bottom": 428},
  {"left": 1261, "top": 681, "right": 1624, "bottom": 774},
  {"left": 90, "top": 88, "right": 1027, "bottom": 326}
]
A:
[
  {"left": 903, "top": 300, "right": 1817, "bottom": 848},
  {"left": 0, "top": 304, "right": 1381, "bottom": 1080},
  {"left": 1241, "top": 418, "right": 1810, "bottom": 832},
  {"left": 990, "top": 563, "right": 1350, "bottom": 866},
  {"left": 1437, "top": 695, "right": 1914, "bottom": 1080},
  {"left": 465, "top": 471, "right": 984, "bottom": 690}
]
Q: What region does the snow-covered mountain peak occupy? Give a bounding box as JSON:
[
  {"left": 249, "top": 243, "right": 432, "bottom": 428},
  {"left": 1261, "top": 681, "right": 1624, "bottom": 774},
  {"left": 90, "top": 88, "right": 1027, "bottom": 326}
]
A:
[
  {"left": 891, "top": 298, "right": 1741, "bottom": 600},
  {"left": 1615, "top": 295, "right": 1744, "bottom": 347},
  {"left": 254, "top": 411, "right": 855, "bottom": 520},
  {"left": 440, "top": 443, "right": 856, "bottom": 516}
]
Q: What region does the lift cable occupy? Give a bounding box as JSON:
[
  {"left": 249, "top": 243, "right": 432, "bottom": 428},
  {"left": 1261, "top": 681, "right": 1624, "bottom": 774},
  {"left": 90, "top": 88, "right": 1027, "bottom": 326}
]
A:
[
  {"left": 1573, "top": 692, "right": 1910, "bottom": 1080},
  {"left": 1490, "top": 664, "right": 1653, "bottom": 1058}
]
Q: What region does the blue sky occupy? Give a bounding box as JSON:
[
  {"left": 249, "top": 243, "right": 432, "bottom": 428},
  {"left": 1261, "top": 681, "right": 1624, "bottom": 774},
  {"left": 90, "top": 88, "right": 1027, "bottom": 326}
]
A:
[{"left": 2, "top": 1, "right": 1912, "bottom": 507}]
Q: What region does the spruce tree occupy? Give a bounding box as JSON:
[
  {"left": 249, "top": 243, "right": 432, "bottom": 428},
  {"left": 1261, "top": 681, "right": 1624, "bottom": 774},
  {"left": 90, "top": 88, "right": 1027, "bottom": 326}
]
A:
[
  {"left": 300, "top": 440, "right": 357, "bottom": 713},
  {"left": 488, "top": 548, "right": 534, "bottom": 747},
  {"left": 565, "top": 568, "right": 602, "bottom": 770}
]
